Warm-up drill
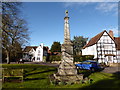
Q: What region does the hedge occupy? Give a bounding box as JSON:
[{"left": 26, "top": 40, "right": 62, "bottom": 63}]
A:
[
  {"left": 49, "top": 55, "right": 94, "bottom": 62},
  {"left": 49, "top": 55, "right": 61, "bottom": 62},
  {"left": 74, "top": 55, "right": 94, "bottom": 62}
]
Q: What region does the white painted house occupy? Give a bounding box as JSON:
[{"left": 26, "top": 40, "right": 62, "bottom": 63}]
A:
[
  {"left": 23, "top": 43, "right": 49, "bottom": 62},
  {"left": 82, "top": 30, "right": 120, "bottom": 65}
]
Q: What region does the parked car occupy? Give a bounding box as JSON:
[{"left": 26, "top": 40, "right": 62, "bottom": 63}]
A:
[{"left": 75, "top": 60, "right": 102, "bottom": 72}]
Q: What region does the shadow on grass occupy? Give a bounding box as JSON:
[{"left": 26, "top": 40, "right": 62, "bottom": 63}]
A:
[
  {"left": 23, "top": 68, "right": 57, "bottom": 81},
  {"left": 78, "top": 69, "right": 99, "bottom": 78},
  {"left": 23, "top": 68, "right": 37, "bottom": 74},
  {"left": 24, "top": 77, "right": 45, "bottom": 81},
  {"left": 81, "top": 71, "right": 120, "bottom": 89},
  {"left": 112, "top": 71, "right": 120, "bottom": 79},
  {"left": 24, "top": 69, "right": 56, "bottom": 77},
  {"left": 78, "top": 68, "right": 105, "bottom": 78}
]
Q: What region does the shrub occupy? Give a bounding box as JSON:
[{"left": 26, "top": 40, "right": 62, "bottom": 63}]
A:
[
  {"left": 49, "top": 55, "right": 61, "bottom": 62},
  {"left": 74, "top": 55, "right": 82, "bottom": 62},
  {"left": 74, "top": 55, "right": 94, "bottom": 62},
  {"left": 43, "top": 56, "right": 46, "bottom": 62},
  {"left": 85, "top": 55, "right": 94, "bottom": 60},
  {"left": 49, "top": 55, "right": 94, "bottom": 62}
]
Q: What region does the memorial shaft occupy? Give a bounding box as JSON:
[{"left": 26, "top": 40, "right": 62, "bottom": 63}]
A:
[
  {"left": 53, "top": 11, "right": 83, "bottom": 83},
  {"left": 64, "top": 10, "right": 71, "bottom": 44},
  {"left": 58, "top": 10, "right": 77, "bottom": 75}
]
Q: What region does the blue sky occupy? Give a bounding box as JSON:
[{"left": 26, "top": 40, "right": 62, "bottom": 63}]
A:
[{"left": 22, "top": 2, "right": 118, "bottom": 48}]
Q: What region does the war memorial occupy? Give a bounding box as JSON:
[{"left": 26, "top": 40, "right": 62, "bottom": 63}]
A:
[{"left": 51, "top": 10, "right": 83, "bottom": 84}]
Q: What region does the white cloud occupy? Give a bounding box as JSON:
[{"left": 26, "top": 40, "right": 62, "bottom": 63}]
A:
[
  {"left": 104, "top": 27, "right": 119, "bottom": 37},
  {"left": 63, "top": 2, "right": 118, "bottom": 16},
  {"left": 95, "top": 3, "right": 118, "bottom": 15},
  {"left": 113, "top": 30, "right": 120, "bottom": 37}
]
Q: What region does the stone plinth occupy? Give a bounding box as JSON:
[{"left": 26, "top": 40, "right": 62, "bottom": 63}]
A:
[
  {"left": 53, "top": 43, "right": 83, "bottom": 83},
  {"left": 58, "top": 43, "right": 77, "bottom": 76},
  {"left": 53, "top": 74, "right": 83, "bottom": 83}
]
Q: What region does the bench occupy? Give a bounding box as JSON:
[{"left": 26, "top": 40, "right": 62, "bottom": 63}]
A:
[{"left": 2, "top": 68, "right": 23, "bottom": 82}]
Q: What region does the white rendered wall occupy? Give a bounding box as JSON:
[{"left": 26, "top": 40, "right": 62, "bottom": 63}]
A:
[
  {"left": 29, "top": 48, "right": 35, "bottom": 61},
  {"left": 117, "top": 50, "right": 120, "bottom": 63},
  {"left": 34, "top": 43, "right": 43, "bottom": 62},
  {"left": 23, "top": 48, "right": 35, "bottom": 61},
  {"left": 82, "top": 44, "right": 97, "bottom": 59}
]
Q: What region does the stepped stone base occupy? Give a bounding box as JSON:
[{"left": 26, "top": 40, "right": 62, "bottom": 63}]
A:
[
  {"left": 53, "top": 73, "right": 83, "bottom": 83},
  {"left": 58, "top": 43, "right": 77, "bottom": 75},
  {"left": 51, "top": 43, "right": 83, "bottom": 84},
  {"left": 58, "top": 61, "right": 77, "bottom": 75}
]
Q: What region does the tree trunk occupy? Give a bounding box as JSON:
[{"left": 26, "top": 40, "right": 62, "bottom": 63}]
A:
[{"left": 6, "top": 50, "right": 10, "bottom": 64}]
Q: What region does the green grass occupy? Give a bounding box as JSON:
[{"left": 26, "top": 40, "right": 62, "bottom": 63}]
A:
[
  {"left": 2, "top": 64, "right": 57, "bottom": 88},
  {"left": 1, "top": 64, "right": 120, "bottom": 89}
]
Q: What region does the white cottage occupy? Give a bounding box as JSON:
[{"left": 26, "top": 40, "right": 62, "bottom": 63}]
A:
[
  {"left": 82, "top": 30, "right": 120, "bottom": 65},
  {"left": 23, "top": 43, "right": 49, "bottom": 62}
]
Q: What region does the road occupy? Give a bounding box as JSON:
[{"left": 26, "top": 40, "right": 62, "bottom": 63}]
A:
[{"left": 101, "top": 66, "right": 120, "bottom": 74}]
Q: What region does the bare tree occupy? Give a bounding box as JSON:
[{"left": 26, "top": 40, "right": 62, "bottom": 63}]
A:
[{"left": 2, "top": 2, "right": 29, "bottom": 64}]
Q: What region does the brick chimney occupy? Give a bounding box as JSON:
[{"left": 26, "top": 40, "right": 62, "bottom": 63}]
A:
[{"left": 109, "top": 30, "right": 114, "bottom": 38}]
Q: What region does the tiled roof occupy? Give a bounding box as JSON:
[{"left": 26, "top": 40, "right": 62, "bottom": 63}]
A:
[
  {"left": 83, "top": 30, "right": 116, "bottom": 49},
  {"left": 114, "top": 37, "right": 120, "bottom": 50},
  {"left": 83, "top": 30, "right": 105, "bottom": 49},
  {"left": 43, "top": 46, "right": 49, "bottom": 51},
  {"left": 24, "top": 46, "right": 37, "bottom": 52},
  {"left": 24, "top": 46, "right": 50, "bottom": 52}
]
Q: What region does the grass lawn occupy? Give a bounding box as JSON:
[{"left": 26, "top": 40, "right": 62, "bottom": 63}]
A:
[{"left": 1, "top": 64, "right": 120, "bottom": 89}]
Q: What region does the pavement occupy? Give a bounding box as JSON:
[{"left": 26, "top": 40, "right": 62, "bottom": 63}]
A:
[{"left": 101, "top": 66, "right": 120, "bottom": 74}]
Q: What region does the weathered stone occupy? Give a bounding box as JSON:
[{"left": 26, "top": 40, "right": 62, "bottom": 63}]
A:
[
  {"left": 52, "top": 10, "right": 83, "bottom": 84},
  {"left": 53, "top": 74, "right": 83, "bottom": 83}
]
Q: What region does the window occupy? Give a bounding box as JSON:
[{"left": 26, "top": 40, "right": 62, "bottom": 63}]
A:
[
  {"left": 37, "top": 54, "right": 40, "bottom": 56},
  {"left": 104, "top": 45, "right": 112, "bottom": 49},
  {"left": 37, "top": 57, "right": 40, "bottom": 60},
  {"left": 38, "top": 50, "right": 40, "bottom": 53}
]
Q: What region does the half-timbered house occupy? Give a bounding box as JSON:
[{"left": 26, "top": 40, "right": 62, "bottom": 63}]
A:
[{"left": 82, "top": 30, "right": 120, "bottom": 65}]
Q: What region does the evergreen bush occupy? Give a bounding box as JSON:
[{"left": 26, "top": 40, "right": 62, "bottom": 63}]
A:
[
  {"left": 74, "top": 55, "right": 94, "bottom": 62},
  {"left": 49, "top": 55, "right": 61, "bottom": 62}
]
